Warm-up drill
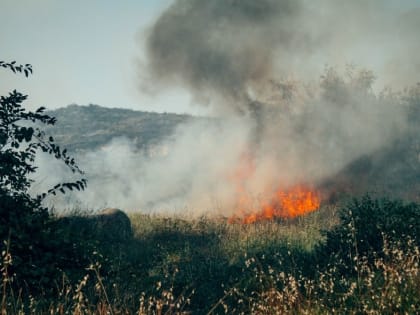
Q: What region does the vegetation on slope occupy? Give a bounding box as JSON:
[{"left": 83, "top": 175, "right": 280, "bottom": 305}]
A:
[{"left": 46, "top": 104, "right": 200, "bottom": 153}]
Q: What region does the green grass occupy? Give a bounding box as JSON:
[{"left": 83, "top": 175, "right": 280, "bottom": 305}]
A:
[{"left": 2, "top": 198, "right": 420, "bottom": 314}]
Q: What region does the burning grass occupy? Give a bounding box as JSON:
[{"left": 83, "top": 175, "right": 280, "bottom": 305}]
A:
[
  {"left": 228, "top": 153, "right": 322, "bottom": 224},
  {"left": 229, "top": 185, "right": 321, "bottom": 224},
  {"left": 2, "top": 197, "right": 420, "bottom": 314}
]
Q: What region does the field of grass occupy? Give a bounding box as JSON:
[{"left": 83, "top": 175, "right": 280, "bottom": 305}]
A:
[{"left": 2, "top": 196, "right": 420, "bottom": 314}]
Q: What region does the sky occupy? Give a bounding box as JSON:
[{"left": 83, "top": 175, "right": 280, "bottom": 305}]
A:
[
  {"left": 1, "top": 0, "right": 420, "bottom": 115},
  {"left": 0, "top": 0, "right": 201, "bottom": 114}
]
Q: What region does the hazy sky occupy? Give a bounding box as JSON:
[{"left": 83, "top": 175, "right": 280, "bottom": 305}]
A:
[
  {"left": 0, "top": 0, "right": 199, "bottom": 114},
  {"left": 1, "top": 0, "right": 419, "bottom": 115}
]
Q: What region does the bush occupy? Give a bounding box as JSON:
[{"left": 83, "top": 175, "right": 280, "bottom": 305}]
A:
[
  {"left": 0, "top": 60, "right": 86, "bottom": 290},
  {"left": 318, "top": 195, "right": 420, "bottom": 274}
]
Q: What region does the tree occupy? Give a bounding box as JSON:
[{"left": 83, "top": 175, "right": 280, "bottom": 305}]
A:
[{"left": 0, "top": 60, "right": 86, "bottom": 287}]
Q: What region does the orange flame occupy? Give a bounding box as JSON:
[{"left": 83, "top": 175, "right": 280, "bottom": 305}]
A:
[
  {"left": 228, "top": 154, "right": 321, "bottom": 224},
  {"left": 229, "top": 185, "right": 321, "bottom": 224}
]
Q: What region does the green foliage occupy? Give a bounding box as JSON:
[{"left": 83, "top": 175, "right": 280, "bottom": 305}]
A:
[
  {"left": 318, "top": 195, "right": 420, "bottom": 274},
  {"left": 0, "top": 61, "right": 32, "bottom": 77},
  {"left": 0, "top": 60, "right": 86, "bottom": 289}
]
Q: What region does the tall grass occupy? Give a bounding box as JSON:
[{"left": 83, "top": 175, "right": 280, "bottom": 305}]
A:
[{"left": 1, "top": 197, "right": 419, "bottom": 314}]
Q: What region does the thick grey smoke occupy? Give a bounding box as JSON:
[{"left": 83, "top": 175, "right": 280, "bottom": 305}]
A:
[
  {"left": 34, "top": 119, "right": 255, "bottom": 213},
  {"left": 143, "top": 0, "right": 420, "bottom": 109},
  {"left": 35, "top": 71, "right": 411, "bottom": 214},
  {"left": 34, "top": 1, "right": 419, "bottom": 214},
  {"left": 143, "top": 0, "right": 309, "bottom": 114}
]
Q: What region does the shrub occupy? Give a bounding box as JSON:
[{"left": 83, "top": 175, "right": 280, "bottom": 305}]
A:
[
  {"left": 0, "top": 60, "right": 86, "bottom": 290},
  {"left": 318, "top": 195, "right": 420, "bottom": 274}
]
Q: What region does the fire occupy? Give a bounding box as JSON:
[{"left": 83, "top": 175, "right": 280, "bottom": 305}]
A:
[
  {"left": 229, "top": 185, "right": 321, "bottom": 224},
  {"left": 228, "top": 154, "right": 321, "bottom": 224}
]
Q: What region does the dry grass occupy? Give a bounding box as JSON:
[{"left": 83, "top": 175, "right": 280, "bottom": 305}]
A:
[
  {"left": 1, "top": 201, "right": 419, "bottom": 314},
  {"left": 218, "top": 237, "right": 420, "bottom": 315}
]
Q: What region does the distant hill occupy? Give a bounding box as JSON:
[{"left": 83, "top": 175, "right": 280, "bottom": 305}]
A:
[{"left": 46, "top": 104, "right": 197, "bottom": 153}]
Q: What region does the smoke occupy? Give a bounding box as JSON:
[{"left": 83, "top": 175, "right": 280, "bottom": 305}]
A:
[
  {"left": 142, "top": 0, "right": 309, "bottom": 114},
  {"left": 35, "top": 1, "right": 419, "bottom": 213},
  {"left": 36, "top": 72, "right": 410, "bottom": 213},
  {"left": 35, "top": 118, "right": 255, "bottom": 213},
  {"left": 143, "top": 0, "right": 420, "bottom": 106}
]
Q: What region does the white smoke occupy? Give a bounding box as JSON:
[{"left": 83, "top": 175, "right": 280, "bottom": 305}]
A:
[{"left": 33, "top": 0, "right": 418, "bottom": 213}]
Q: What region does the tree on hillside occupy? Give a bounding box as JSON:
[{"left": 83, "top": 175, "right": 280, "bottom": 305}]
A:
[{"left": 0, "top": 60, "right": 87, "bottom": 286}]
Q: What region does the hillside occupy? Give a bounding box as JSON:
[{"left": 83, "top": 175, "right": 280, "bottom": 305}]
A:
[
  {"left": 46, "top": 104, "right": 198, "bottom": 153},
  {"left": 320, "top": 135, "right": 420, "bottom": 202}
]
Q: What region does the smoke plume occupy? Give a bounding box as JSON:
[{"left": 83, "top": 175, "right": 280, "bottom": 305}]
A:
[
  {"left": 143, "top": 0, "right": 310, "bottom": 114},
  {"left": 143, "top": 0, "right": 420, "bottom": 100},
  {"left": 36, "top": 0, "right": 419, "bottom": 213}
]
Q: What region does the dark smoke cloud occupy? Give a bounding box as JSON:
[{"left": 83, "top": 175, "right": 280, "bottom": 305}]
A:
[
  {"left": 144, "top": 0, "right": 311, "bottom": 114},
  {"left": 33, "top": 1, "right": 419, "bottom": 214},
  {"left": 143, "top": 0, "right": 420, "bottom": 114}
]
